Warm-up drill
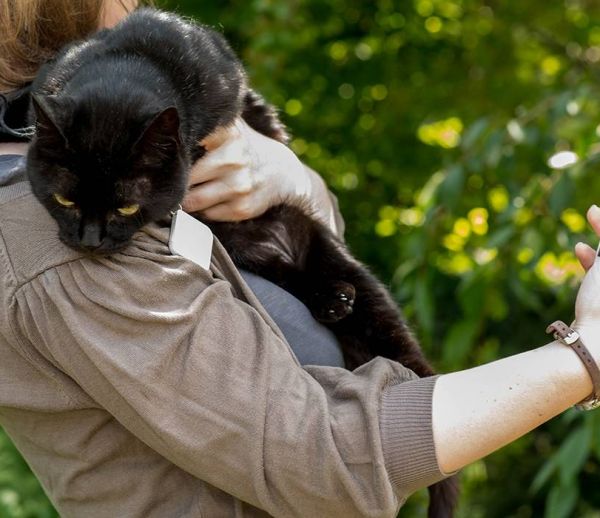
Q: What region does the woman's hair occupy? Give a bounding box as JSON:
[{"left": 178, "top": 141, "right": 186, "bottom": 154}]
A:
[{"left": 0, "top": 0, "right": 152, "bottom": 92}]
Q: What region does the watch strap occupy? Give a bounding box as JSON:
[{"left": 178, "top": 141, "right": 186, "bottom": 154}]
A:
[{"left": 546, "top": 320, "right": 600, "bottom": 411}]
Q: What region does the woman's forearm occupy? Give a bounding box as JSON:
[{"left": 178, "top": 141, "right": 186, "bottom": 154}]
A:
[{"left": 432, "top": 336, "right": 595, "bottom": 473}]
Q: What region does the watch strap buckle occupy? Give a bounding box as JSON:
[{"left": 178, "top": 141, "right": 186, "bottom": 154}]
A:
[{"left": 546, "top": 320, "right": 600, "bottom": 411}]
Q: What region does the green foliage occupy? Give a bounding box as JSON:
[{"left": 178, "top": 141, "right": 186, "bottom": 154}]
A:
[
  {"left": 0, "top": 432, "right": 57, "bottom": 517},
  {"left": 4, "top": 0, "right": 600, "bottom": 515}
]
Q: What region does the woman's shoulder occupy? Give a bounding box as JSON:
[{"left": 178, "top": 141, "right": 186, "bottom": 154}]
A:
[
  {"left": 0, "top": 175, "right": 74, "bottom": 285},
  {"left": 0, "top": 174, "right": 202, "bottom": 297}
]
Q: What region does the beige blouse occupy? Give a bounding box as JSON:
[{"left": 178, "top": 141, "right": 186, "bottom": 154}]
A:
[{"left": 0, "top": 178, "right": 445, "bottom": 517}]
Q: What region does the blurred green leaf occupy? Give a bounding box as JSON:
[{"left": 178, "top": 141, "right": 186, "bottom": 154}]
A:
[
  {"left": 549, "top": 173, "right": 576, "bottom": 217},
  {"left": 437, "top": 165, "right": 465, "bottom": 210},
  {"left": 442, "top": 319, "right": 479, "bottom": 368},
  {"left": 557, "top": 425, "right": 591, "bottom": 485},
  {"left": 531, "top": 455, "right": 558, "bottom": 495},
  {"left": 414, "top": 273, "right": 435, "bottom": 341},
  {"left": 545, "top": 482, "right": 578, "bottom": 518},
  {"left": 461, "top": 118, "right": 489, "bottom": 151},
  {"left": 487, "top": 226, "right": 515, "bottom": 248}
]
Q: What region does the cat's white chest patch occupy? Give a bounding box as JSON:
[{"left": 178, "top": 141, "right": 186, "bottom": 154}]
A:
[{"left": 169, "top": 209, "right": 213, "bottom": 270}]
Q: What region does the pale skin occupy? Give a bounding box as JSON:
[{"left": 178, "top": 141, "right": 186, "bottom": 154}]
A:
[
  {"left": 3, "top": 0, "right": 600, "bottom": 490},
  {"left": 100, "top": 0, "right": 138, "bottom": 29}
]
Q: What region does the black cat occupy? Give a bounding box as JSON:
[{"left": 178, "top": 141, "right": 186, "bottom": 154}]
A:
[{"left": 26, "top": 8, "right": 458, "bottom": 517}]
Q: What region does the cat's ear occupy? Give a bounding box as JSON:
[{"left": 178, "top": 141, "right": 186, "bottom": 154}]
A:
[
  {"left": 31, "top": 94, "right": 69, "bottom": 146},
  {"left": 134, "top": 106, "right": 181, "bottom": 156}
]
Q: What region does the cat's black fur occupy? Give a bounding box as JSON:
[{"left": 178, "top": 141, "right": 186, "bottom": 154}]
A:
[{"left": 26, "top": 8, "right": 458, "bottom": 517}]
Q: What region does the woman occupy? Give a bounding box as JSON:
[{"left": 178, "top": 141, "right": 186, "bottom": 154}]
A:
[{"left": 1, "top": 1, "right": 600, "bottom": 517}]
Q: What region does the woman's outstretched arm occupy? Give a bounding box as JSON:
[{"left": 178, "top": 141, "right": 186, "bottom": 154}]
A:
[{"left": 432, "top": 205, "right": 600, "bottom": 474}]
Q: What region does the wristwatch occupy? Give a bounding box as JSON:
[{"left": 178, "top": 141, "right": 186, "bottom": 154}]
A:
[{"left": 546, "top": 320, "right": 600, "bottom": 411}]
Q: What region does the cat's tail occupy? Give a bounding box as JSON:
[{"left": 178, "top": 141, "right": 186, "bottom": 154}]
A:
[
  {"left": 427, "top": 474, "right": 460, "bottom": 518},
  {"left": 241, "top": 90, "right": 289, "bottom": 144}
]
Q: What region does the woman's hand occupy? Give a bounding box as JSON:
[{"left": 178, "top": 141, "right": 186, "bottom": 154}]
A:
[
  {"left": 183, "top": 118, "right": 311, "bottom": 222},
  {"left": 574, "top": 205, "right": 600, "bottom": 344}
]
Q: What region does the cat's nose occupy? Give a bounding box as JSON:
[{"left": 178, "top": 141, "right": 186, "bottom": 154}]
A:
[{"left": 80, "top": 222, "right": 103, "bottom": 250}]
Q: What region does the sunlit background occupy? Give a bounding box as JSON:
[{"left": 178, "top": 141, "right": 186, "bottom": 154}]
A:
[{"left": 3, "top": 0, "right": 600, "bottom": 516}]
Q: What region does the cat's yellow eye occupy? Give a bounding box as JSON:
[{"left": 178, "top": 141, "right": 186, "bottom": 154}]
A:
[
  {"left": 53, "top": 193, "right": 75, "bottom": 207},
  {"left": 117, "top": 204, "right": 140, "bottom": 217}
]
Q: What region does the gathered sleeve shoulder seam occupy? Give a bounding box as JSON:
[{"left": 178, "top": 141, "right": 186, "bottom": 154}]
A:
[{"left": 0, "top": 234, "right": 82, "bottom": 407}]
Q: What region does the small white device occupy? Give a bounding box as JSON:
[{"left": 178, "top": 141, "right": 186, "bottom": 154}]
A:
[{"left": 169, "top": 209, "right": 213, "bottom": 270}]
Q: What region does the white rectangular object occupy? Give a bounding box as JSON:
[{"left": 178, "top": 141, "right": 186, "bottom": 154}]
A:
[{"left": 169, "top": 209, "right": 213, "bottom": 270}]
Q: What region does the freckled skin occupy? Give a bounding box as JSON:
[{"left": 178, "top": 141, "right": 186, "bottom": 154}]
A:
[{"left": 27, "top": 9, "right": 457, "bottom": 515}]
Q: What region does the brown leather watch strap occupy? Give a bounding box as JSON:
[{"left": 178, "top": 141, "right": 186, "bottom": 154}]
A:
[{"left": 546, "top": 320, "right": 600, "bottom": 410}]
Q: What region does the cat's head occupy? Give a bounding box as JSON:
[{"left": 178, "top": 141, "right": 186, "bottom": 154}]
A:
[{"left": 27, "top": 93, "right": 188, "bottom": 254}]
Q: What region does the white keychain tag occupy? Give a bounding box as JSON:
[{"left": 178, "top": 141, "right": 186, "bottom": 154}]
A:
[{"left": 169, "top": 209, "right": 213, "bottom": 270}]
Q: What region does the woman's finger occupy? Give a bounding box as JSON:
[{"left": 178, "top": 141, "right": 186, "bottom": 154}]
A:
[
  {"left": 182, "top": 181, "right": 235, "bottom": 213},
  {"left": 188, "top": 139, "right": 247, "bottom": 185},
  {"left": 199, "top": 122, "right": 240, "bottom": 152},
  {"left": 575, "top": 242, "right": 597, "bottom": 272},
  {"left": 587, "top": 205, "right": 600, "bottom": 236},
  {"left": 200, "top": 196, "right": 258, "bottom": 222}
]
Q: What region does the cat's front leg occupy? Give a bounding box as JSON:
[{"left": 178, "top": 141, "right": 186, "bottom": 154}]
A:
[{"left": 303, "top": 230, "right": 435, "bottom": 376}]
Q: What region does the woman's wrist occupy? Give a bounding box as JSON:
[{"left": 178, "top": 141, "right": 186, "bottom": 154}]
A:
[
  {"left": 303, "top": 167, "right": 341, "bottom": 234},
  {"left": 275, "top": 153, "right": 339, "bottom": 234},
  {"left": 276, "top": 148, "right": 311, "bottom": 203}
]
